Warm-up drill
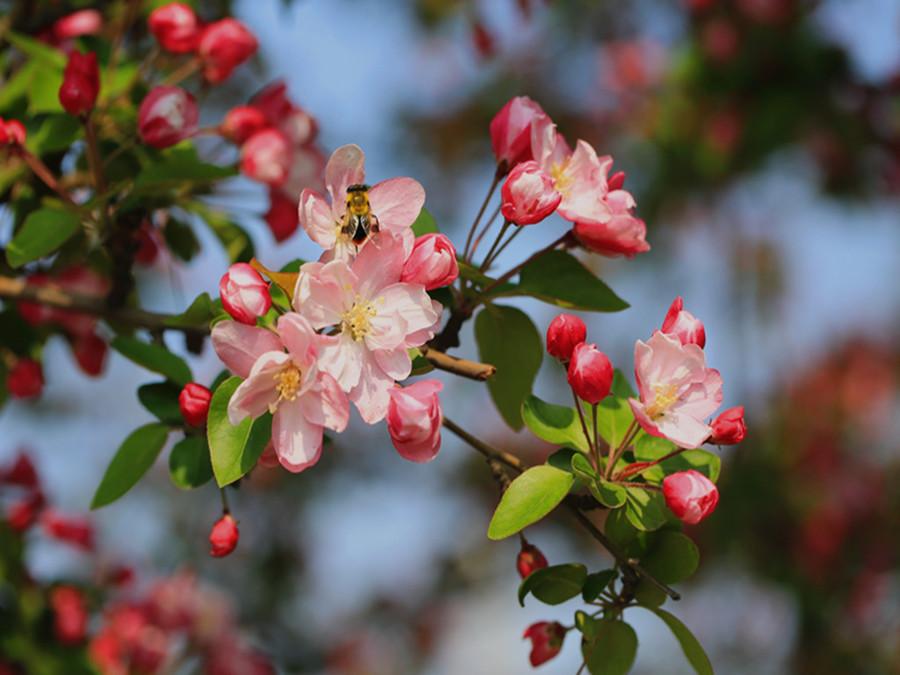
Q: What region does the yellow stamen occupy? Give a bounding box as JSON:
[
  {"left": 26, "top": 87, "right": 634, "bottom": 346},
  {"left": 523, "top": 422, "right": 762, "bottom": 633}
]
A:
[
  {"left": 550, "top": 160, "right": 572, "bottom": 195},
  {"left": 269, "top": 365, "right": 302, "bottom": 413},
  {"left": 645, "top": 383, "right": 679, "bottom": 419},
  {"left": 341, "top": 298, "right": 377, "bottom": 341}
]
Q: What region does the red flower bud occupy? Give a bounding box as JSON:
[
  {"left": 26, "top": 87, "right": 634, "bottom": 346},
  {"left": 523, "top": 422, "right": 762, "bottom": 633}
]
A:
[
  {"left": 661, "top": 296, "right": 706, "bottom": 348},
  {"left": 197, "top": 18, "right": 258, "bottom": 84},
  {"left": 489, "top": 96, "right": 549, "bottom": 170},
  {"left": 567, "top": 342, "right": 613, "bottom": 404},
  {"left": 148, "top": 2, "right": 201, "bottom": 54},
  {"left": 209, "top": 514, "right": 239, "bottom": 557},
  {"left": 516, "top": 541, "right": 548, "bottom": 578},
  {"left": 264, "top": 188, "right": 299, "bottom": 242},
  {"left": 523, "top": 621, "right": 566, "bottom": 666},
  {"left": 59, "top": 51, "right": 99, "bottom": 117},
  {"left": 53, "top": 9, "right": 102, "bottom": 42},
  {"left": 0, "top": 118, "right": 26, "bottom": 146},
  {"left": 222, "top": 105, "right": 269, "bottom": 145},
  {"left": 138, "top": 86, "right": 198, "bottom": 149},
  {"left": 179, "top": 383, "right": 212, "bottom": 427},
  {"left": 709, "top": 406, "right": 746, "bottom": 445},
  {"left": 72, "top": 332, "right": 108, "bottom": 377},
  {"left": 240, "top": 129, "right": 291, "bottom": 186},
  {"left": 219, "top": 263, "right": 272, "bottom": 324},
  {"left": 50, "top": 586, "right": 88, "bottom": 645},
  {"left": 2, "top": 452, "right": 39, "bottom": 489},
  {"left": 41, "top": 510, "right": 95, "bottom": 551},
  {"left": 501, "top": 160, "right": 561, "bottom": 226},
  {"left": 546, "top": 314, "right": 586, "bottom": 362},
  {"left": 471, "top": 21, "right": 495, "bottom": 60},
  {"left": 662, "top": 470, "right": 719, "bottom": 525},
  {"left": 400, "top": 234, "right": 459, "bottom": 290},
  {"left": 7, "top": 358, "right": 44, "bottom": 399},
  {"left": 134, "top": 222, "right": 160, "bottom": 265},
  {"left": 6, "top": 492, "right": 44, "bottom": 532}
]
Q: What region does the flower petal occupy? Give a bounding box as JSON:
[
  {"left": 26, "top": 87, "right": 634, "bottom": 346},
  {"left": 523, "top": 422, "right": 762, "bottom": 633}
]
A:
[
  {"left": 272, "top": 399, "right": 324, "bottom": 473},
  {"left": 317, "top": 333, "right": 364, "bottom": 391},
  {"left": 325, "top": 144, "right": 365, "bottom": 206},
  {"left": 297, "top": 372, "right": 349, "bottom": 432},
  {"left": 349, "top": 351, "right": 393, "bottom": 424},
  {"left": 299, "top": 188, "right": 337, "bottom": 249},
  {"left": 368, "top": 177, "right": 425, "bottom": 234},
  {"left": 212, "top": 321, "right": 283, "bottom": 378},
  {"left": 227, "top": 351, "right": 289, "bottom": 424},
  {"left": 276, "top": 312, "right": 318, "bottom": 372}
]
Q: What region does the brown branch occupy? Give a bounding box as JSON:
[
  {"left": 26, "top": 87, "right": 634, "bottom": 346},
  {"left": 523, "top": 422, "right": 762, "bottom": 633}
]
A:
[{"left": 420, "top": 345, "right": 495, "bottom": 381}]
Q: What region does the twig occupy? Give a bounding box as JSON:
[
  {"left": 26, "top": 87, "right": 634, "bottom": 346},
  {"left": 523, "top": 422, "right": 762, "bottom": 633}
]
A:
[
  {"left": 462, "top": 172, "right": 501, "bottom": 262},
  {"left": 419, "top": 345, "right": 495, "bottom": 381},
  {"left": 442, "top": 416, "right": 524, "bottom": 473},
  {"left": 476, "top": 231, "right": 573, "bottom": 300}
]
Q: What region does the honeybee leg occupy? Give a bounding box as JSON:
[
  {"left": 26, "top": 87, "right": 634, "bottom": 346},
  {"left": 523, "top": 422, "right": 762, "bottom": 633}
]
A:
[
  {"left": 370, "top": 214, "right": 380, "bottom": 234},
  {"left": 338, "top": 214, "right": 354, "bottom": 238}
]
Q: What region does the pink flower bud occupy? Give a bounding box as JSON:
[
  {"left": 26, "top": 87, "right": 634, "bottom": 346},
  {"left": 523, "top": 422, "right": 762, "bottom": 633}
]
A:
[
  {"left": 523, "top": 621, "right": 566, "bottom": 667},
  {"left": 546, "top": 313, "right": 586, "bottom": 362},
  {"left": 516, "top": 541, "right": 548, "bottom": 578},
  {"left": 50, "top": 586, "right": 88, "bottom": 645},
  {"left": 148, "top": 2, "right": 200, "bottom": 53},
  {"left": 660, "top": 296, "right": 706, "bottom": 348},
  {"left": 500, "top": 160, "right": 561, "bottom": 226},
  {"left": 72, "top": 332, "right": 108, "bottom": 377},
  {"left": 567, "top": 343, "right": 613, "bottom": 404},
  {"left": 400, "top": 234, "right": 459, "bottom": 290},
  {"left": 7, "top": 358, "right": 44, "bottom": 399},
  {"left": 240, "top": 129, "right": 291, "bottom": 187},
  {"left": 0, "top": 118, "right": 26, "bottom": 146},
  {"left": 6, "top": 493, "right": 44, "bottom": 532},
  {"left": 41, "top": 510, "right": 95, "bottom": 551},
  {"left": 53, "top": 9, "right": 102, "bottom": 41},
  {"left": 221, "top": 105, "right": 269, "bottom": 145},
  {"left": 179, "top": 383, "right": 212, "bottom": 427},
  {"left": 59, "top": 51, "right": 99, "bottom": 117},
  {"left": 1, "top": 453, "right": 39, "bottom": 489},
  {"left": 608, "top": 170, "right": 626, "bottom": 190},
  {"left": 471, "top": 21, "right": 495, "bottom": 60},
  {"left": 218, "top": 263, "right": 271, "bottom": 325},
  {"left": 662, "top": 470, "right": 719, "bottom": 525},
  {"left": 489, "top": 96, "right": 549, "bottom": 170},
  {"left": 197, "top": 18, "right": 258, "bottom": 84},
  {"left": 138, "top": 86, "right": 198, "bottom": 149},
  {"left": 209, "top": 514, "right": 239, "bottom": 557},
  {"left": 264, "top": 188, "right": 299, "bottom": 242},
  {"left": 709, "top": 406, "right": 746, "bottom": 445},
  {"left": 386, "top": 380, "right": 443, "bottom": 463}
]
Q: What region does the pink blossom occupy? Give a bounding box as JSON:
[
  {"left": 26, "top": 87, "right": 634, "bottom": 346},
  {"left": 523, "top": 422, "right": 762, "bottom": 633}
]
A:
[
  {"left": 294, "top": 235, "right": 442, "bottom": 423},
  {"left": 197, "top": 19, "right": 258, "bottom": 84},
  {"left": 500, "top": 160, "right": 561, "bottom": 226},
  {"left": 264, "top": 188, "right": 299, "bottom": 242},
  {"left": 386, "top": 380, "right": 443, "bottom": 462},
  {"left": 299, "top": 144, "right": 425, "bottom": 260},
  {"left": 218, "top": 263, "right": 271, "bottom": 325},
  {"left": 147, "top": 3, "right": 199, "bottom": 54},
  {"left": 628, "top": 331, "right": 723, "bottom": 449},
  {"left": 212, "top": 315, "right": 349, "bottom": 472},
  {"left": 662, "top": 470, "right": 719, "bottom": 525},
  {"left": 250, "top": 80, "right": 318, "bottom": 146},
  {"left": 400, "top": 233, "right": 458, "bottom": 290},
  {"left": 221, "top": 106, "right": 268, "bottom": 145},
  {"left": 240, "top": 129, "right": 291, "bottom": 187},
  {"left": 572, "top": 187, "right": 650, "bottom": 257},
  {"left": 138, "top": 86, "right": 198, "bottom": 149},
  {"left": 53, "top": 10, "right": 102, "bottom": 41},
  {"left": 660, "top": 296, "right": 706, "bottom": 348},
  {"left": 489, "top": 96, "right": 549, "bottom": 170}
]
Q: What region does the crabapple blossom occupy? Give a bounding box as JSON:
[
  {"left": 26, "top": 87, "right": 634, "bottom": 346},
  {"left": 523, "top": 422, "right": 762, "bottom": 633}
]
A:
[
  {"left": 663, "top": 470, "right": 719, "bottom": 524},
  {"left": 251, "top": 80, "right": 318, "bottom": 146},
  {"left": 138, "top": 86, "right": 198, "bottom": 149},
  {"left": 710, "top": 406, "right": 747, "bottom": 444},
  {"left": 0, "top": 117, "right": 26, "bottom": 145},
  {"left": 568, "top": 342, "right": 614, "bottom": 404},
  {"left": 41, "top": 510, "right": 95, "bottom": 551},
  {"left": 148, "top": 3, "right": 200, "bottom": 53},
  {"left": 59, "top": 51, "right": 99, "bottom": 116},
  {"left": 628, "top": 331, "right": 723, "bottom": 449},
  {"left": 661, "top": 296, "right": 706, "bottom": 348},
  {"left": 218, "top": 263, "right": 271, "bottom": 325},
  {"left": 212, "top": 314, "right": 349, "bottom": 471},
  {"left": 221, "top": 105, "right": 269, "bottom": 145},
  {"left": 1, "top": 453, "right": 38, "bottom": 488},
  {"left": 572, "top": 188, "right": 650, "bottom": 258},
  {"left": 386, "top": 380, "right": 444, "bottom": 462},
  {"left": 53, "top": 10, "right": 102, "bottom": 41},
  {"left": 50, "top": 586, "right": 88, "bottom": 645},
  {"left": 240, "top": 129, "right": 292, "bottom": 187},
  {"left": 294, "top": 235, "right": 442, "bottom": 423},
  {"left": 209, "top": 514, "right": 239, "bottom": 557},
  {"left": 546, "top": 313, "right": 586, "bottom": 362},
  {"left": 500, "top": 160, "right": 561, "bottom": 225},
  {"left": 523, "top": 621, "right": 566, "bottom": 666},
  {"left": 489, "top": 96, "right": 549, "bottom": 170},
  {"left": 197, "top": 19, "right": 258, "bottom": 83},
  {"left": 264, "top": 188, "right": 300, "bottom": 242},
  {"left": 516, "top": 541, "right": 548, "bottom": 578},
  {"left": 299, "top": 144, "right": 425, "bottom": 260},
  {"left": 179, "top": 383, "right": 212, "bottom": 427},
  {"left": 400, "top": 233, "right": 459, "bottom": 290}
]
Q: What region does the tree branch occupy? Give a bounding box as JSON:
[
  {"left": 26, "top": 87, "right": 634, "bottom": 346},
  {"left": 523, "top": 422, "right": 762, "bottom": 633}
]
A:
[{"left": 419, "top": 345, "right": 495, "bottom": 381}]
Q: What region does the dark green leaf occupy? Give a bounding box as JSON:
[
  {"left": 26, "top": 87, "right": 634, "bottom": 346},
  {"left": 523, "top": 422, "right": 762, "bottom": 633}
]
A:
[
  {"left": 582, "top": 620, "right": 638, "bottom": 675},
  {"left": 610, "top": 369, "right": 636, "bottom": 399},
  {"left": 512, "top": 250, "right": 629, "bottom": 312},
  {"left": 411, "top": 207, "right": 438, "bottom": 235},
  {"left": 570, "top": 452, "right": 598, "bottom": 482},
  {"left": 634, "top": 578, "right": 667, "bottom": 608},
  {"left": 163, "top": 218, "right": 201, "bottom": 262},
  {"left": 604, "top": 508, "right": 649, "bottom": 558},
  {"left": 409, "top": 348, "right": 434, "bottom": 376},
  {"left": 624, "top": 487, "right": 669, "bottom": 532},
  {"left": 111, "top": 336, "right": 192, "bottom": 386},
  {"left": 582, "top": 569, "right": 618, "bottom": 602},
  {"left": 25, "top": 115, "right": 81, "bottom": 155},
  {"left": 590, "top": 479, "right": 627, "bottom": 509},
  {"left": 646, "top": 608, "right": 714, "bottom": 675},
  {"left": 635, "top": 436, "right": 721, "bottom": 484},
  {"left": 91, "top": 423, "right": 169, "bottom": 508},
  {"left": 522, "top": 395, "right": 591, "bottom": 452},
  {"left": 168, "top": 435, "right": 213, "bottom": 489},
  {"left": 163, "top": 293, "right": 215, "bottom": 329},
  {"left": 207, "top": 377, "right": 272, "bottom": 487},
  {"left": 547, "top": 447, "right": 577, "bottom": 472},
  {"left": 641, "top": 531, "right": 700, "bottom": 584},
  {"left": 518, "top": 563, "right": 587, "bottom": 606},
  {"left": 6, "top": 208, "right": 81, "bottom": 268},
  {"left": 475, "top": 305, "right": 542, "bottom": 430},
  {"left": 487, "top": 465, "right": 574, "bottom": 540},
  {"left": 134, "top": 147, "right": 236, "bottom": 192},
  {"left": 137, "top": 381, "right": 183, "bottom": 425}
]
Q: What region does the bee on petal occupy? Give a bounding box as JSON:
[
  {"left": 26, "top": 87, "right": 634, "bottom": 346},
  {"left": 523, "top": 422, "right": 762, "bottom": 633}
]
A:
[{"left": 340, "top": 184, "right": 380, "bottom": 245}]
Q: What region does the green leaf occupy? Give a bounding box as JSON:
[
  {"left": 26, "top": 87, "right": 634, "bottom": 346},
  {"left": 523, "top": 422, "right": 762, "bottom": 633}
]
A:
[
  {"left": 409, "top": 347, "right": 434, "bottom": 376},
  {"left": 487, "top": 465, "right": 574, "bottom": 540},
  {"left": 590, "top": 479, "right": 627, "bottom": 509},
  {"left": 25, "top": 115, "right": 82, "bottom": 155},
  {"left": 137, "top": 381, "right": 183, "bottom": 425},
  {"left": 512, "top": 250, "right": 629, "bottom": 312},
  {"left": 7, "top": 32, "right": 66, "bottom": 67},
  {"left": 646, "top": 608, "right": 714, "bottom": 675},
  {"left": 570, "top": 452, "right": 598, "bottom": 482},
  {"left": 595, "top": 395, "right": 636, "bottom": 451},
  {"left": 195, "top": 206, "right": 254, "bottom": 263},
  {"left": 134, "top": 146, "right": 236, "bottom": 192},
  {"left": 6, "top": 208, "right": 81, "bottom": 268},
  {"left": 582, "top": 569, "right": 618, "bottom": 602},
  {"left": 91, "top": 423, "right": 169, "bottom": 508},
  {"left": 604, "top": 508, "right": 649, "bottom": 558},
  {"left": 111, "top": 336, "right": 192, "bottom": 386},
  {"left": 635, "top": 436, "right": 721, "bottom": 484},
  {"left": 207, "top": 377, "right": 272, "bottom": 487},
  {"left": 168, "top": 435, "right": 213, "bottom": 489},
  {"left": 163, "top": 293, "right": 215, "bottom": 329},
  {"left": 582, "top": 620, "right": 638, "bottom": 675},
  {"left": 576, "top": 611, "right": 600, "bottom": 640},
  {"left": 518, "top": 563, "right": 587, "bottom": 606},
  {"left": 28, "top": 67, "right": 65, "bottom": 114},
  {"left": 624, "top": 487, "right": 669, "bottom": 532},
  {"left": 163, "top": 217, "right": 201, "bottom": 262},
  {"left": 547, "top": 447, "right": 577, "bottom": 472},
  {"left": 522, "top": 395, "right": 591, "bottom": 452},
  {"left": 475, "top": 305, "right": 542, "bottom": 430},
  {"left": 411, "top": 207, "right": 438, "bottom": 235},
  {"left": 641, "top": 531, "right": 700, "bottom": 584},
  {"left": 634, "top": 577, "right": 667, "bottom": 608},
  {"left": 610, "top": 370, "right": 636, "bottom": 399}
]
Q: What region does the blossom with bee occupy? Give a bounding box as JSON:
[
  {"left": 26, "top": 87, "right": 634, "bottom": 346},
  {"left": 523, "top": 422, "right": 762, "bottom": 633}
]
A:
[{"left": 298, "top": 144, "right": 424, "bottom": 261}]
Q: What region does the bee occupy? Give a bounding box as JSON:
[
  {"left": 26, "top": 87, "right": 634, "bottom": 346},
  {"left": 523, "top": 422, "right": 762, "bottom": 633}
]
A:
[{"left": 341, "top": 184, "right": 380, "bottom": 245}]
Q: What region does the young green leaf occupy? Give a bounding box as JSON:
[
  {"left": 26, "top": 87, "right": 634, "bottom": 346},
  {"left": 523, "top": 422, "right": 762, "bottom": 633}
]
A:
[
  {"left": 137, "top": 381, "right": 183, "bottom": 425},
  {"left": 635, "top": 435, "right": 721, "bottom": 483},
  {"left": 582, "top": 620, "right": 638, "bottom": 675},
  {"left": 518, "top": 563, "right": 587, "bottom": 606},
  {"left": 91, "top": 423, "right": 170, "bottom": 508},
  {"left": 570, "top": 452, "right": 598, "bottom": 482},
  {"left": 590, "top": 479, "right": 628, "bottom": 509},
  {"left": 514, "top": 250, "right": 629, "bottom": 312},
  {"left": 641, "top": 531, "right": 700, "bottom": 584},
  {"left": 595, "top": 395, "right": 637, "bottom": 450},
  {"left": 487, "top": 465, "right": 574, "bottom": 540},
  {"left": 168, "top": 435, "right": 213, "bottom": 489},
  {"left": 207, "top": 377, "right": 272, "bottom": 487},
  {"left": 645, "top": 608, "right": 714, "bottom": 675},
  {"left": 111, "top": 336, "right": 192, "bottom": 386},
  {"left": 581, "top": 569, "right": 618, "bottom": 602},
  {"left": 411, "top": 207, "right": 439, "bottom": 235},
  {"left": 475, "top": 305, "right": 542, "bottom": 430},
  {"left": 522, "top": 395, "right": 591, "bottom": 452},
  {"left": 6, "top": 208, "right": 81, "bottom": 268},
  {"left": 624, "top": 487, "right": 670, "bottom": 532}
]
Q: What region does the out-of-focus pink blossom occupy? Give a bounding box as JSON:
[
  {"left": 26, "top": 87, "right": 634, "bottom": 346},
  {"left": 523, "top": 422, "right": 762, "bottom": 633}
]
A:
[
  {"left": 661, "top": 296, "right": 706, "bottom": 348},
  {"left": 0, "top": 118, "right": 26, "bottom": 145},
  {"left": 148, "top": 3, "right": 201, "bottom": 53},
  {"left": 221, "top": 106, "right": 269, "bottom": 145},
  {"left": 138, "top": 87, "right": 198, "bottom": 149},
  {"left": 386, "top": 380, "right": 443, "bottom": 462},
  {"left": 59, "top": 51, "right": 99, "bottom": 116},
  {"left": 240, "top": 129, "right": 291, "bottom": 187},
  {"left": 197, "top": 19, "right": 258, "bottom": 83},
  {"left": 53, "top": 9, "right": 102, "bottom": 41},
  {"left": 264, "top": 188, "right": 299, "bottom": 242},
  {"left": 662, "top": 470, "right": 719, "bottom": 524},
  {"left": 1, "top": 452, "right": 39, "bottom": 489},
  {"left": 72, "top": 332, "right": 108, "bottom": 377},
  {"left": 400, "top": 233, "right": 458, "bottom": 290},
  {"left": 7, "top": 358, "right": 44, "bottom": 399},
  {"left": 218, "top": 263, "right": 271, "bottom": 325},
  {"left": 41, "top": 510, "right": 95, "bottom": 551},
  {"left": 50, "top": 586, "right": 88, "bottom": 645},
  {"left": 489, "top": 96, "right": 549, "bottom": 170},
  {"left": 500, "top": 160, "right": 561, "bottom": 226}
]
